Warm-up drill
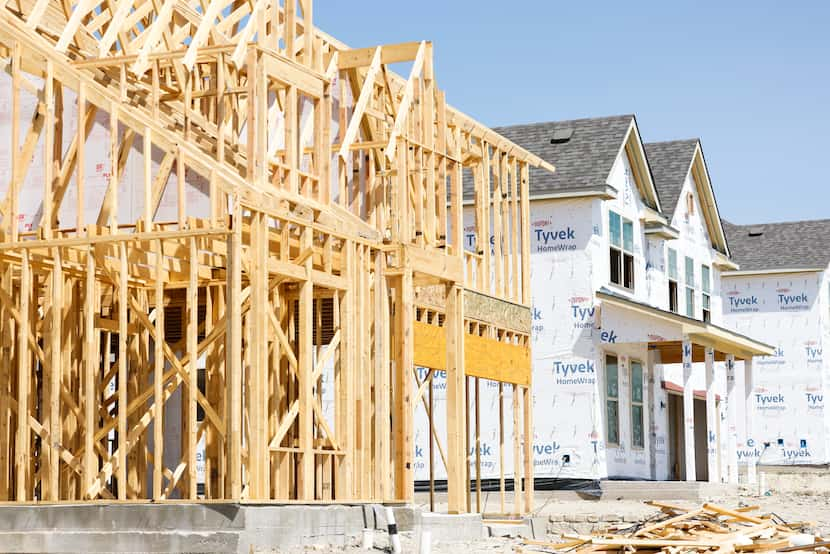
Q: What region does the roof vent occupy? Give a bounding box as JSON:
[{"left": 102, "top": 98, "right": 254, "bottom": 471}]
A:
[
  {"left": 550, "top": 127, "right": 574, "bottom": 144},
  {"left": 747, "top": 226, "right": 764, "bottom": 237}
]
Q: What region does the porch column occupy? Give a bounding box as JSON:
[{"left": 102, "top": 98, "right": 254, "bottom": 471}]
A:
[
  {"left": 646, "top": 349, "right": 659, "bottom": 480},
  {"left": 744, "top": 357, "right": 757, "bottom": 484},
  {"left": 725, "top": 354, "right": 739, "bottom": 484},
  {"left": 705, "top": 347, "right": 718, "bottom": 483},
  {"left": 682, "top": 337, "right": 696, "bottom": 481}
]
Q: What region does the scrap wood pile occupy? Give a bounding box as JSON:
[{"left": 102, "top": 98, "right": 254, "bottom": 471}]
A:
[{"left": 521, "top": 502, "right": 829, "bottom": 553}]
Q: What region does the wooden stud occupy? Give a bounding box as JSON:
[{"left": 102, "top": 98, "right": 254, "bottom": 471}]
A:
[{"left": 0, "top": 4, "right": 548, "bottom": 511}]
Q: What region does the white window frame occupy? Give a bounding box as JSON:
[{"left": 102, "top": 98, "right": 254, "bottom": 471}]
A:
[
  {"left": 701, "top": 264, "right": 711, "bottom": 323},
  {"left": 685, "top": 256, "right": 695, "bottom": 318},
  {"left": 605, "top": 354, "right": 620, "bottom": 447},
  {"left": 609, "top": 211, "right": 635, "bottom": 291},
  {"left": 668, "top": 248, "right": 679, "bottom": 313},
  {"left": 630, "top": 360, "right": 645, "bottom": 450}
]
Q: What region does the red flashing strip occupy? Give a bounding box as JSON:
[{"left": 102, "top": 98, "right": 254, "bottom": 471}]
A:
[{"left": 661, "top": 380, "right": 721, "bottom": 402}]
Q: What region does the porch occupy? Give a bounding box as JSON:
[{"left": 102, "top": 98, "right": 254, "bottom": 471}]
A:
[{"left": 596, "top": 289, "right": 775, "bottom": 485}]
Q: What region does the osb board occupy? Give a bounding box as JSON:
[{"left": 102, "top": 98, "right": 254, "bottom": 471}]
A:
[
  {"left": 413, "top": 321, "right": 531, "bottom": 385},
  {"left": 414, "top": 285, "right": 446, "bottom": 311},
  {"left": 463, "top": 289, "right": 531, "bottom": 334},
  {"left": 413, "top": 287, "right": 531, "bottom": 335}
]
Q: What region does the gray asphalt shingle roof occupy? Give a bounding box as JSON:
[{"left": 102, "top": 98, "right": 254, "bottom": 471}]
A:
[
  {"left": 643, "top": 139, "right": 699, "bottom": 218},
  {"left": 463, "top": 115, "right": 635, "bottom": 199},
  {"left": 722, "top": 219, "right": 830, "bottom": 272}
]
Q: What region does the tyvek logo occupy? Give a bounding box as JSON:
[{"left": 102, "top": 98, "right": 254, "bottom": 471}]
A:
[
  {"left": 462, "top": 225, "right": 477, "bottom": 252},
  {"left": 737, "top": 438, "right": 762, "bottom": 461},
  {"left": 726, "top": 290, "right": 760, "bottom": 313},
  {"left": 570, "top": 298, "right": 595, "bottom": 330},
  {"left": 532, "top": 442, "right": 561, "bottom": 456},
  {"left": 532, "top": 218, "right": 577, "bottom": 253},
  {"left": 553, "top": 360, "right": 596, "bottom": 386},
  {"left": 531, "top": 305, "right": 544, "bottom": 336},
  {"left": 756, "top": 392, "right": 786, "bottom": 411},
  {"left": 777, "top": 288, "right": 809, "bottom": 311},
  {"left": 468, "top": 443, "right": 492, "bottom": 457},
  {"left": 758, "top": 346, "right": 785, "bottom": 366},
  {"left": 783, "top": 447, "right": 812, "bottom": 461},
  {"left": 806, "top": 392, "right": 824, "bottom": 410},
  {"left": 805, "top": 341, "right": 823, "bottom": 363}
]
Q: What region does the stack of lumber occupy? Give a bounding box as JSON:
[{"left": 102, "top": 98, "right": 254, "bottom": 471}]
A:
[{"left": 521, "top": 502, "right": 828, "bottom": 553}]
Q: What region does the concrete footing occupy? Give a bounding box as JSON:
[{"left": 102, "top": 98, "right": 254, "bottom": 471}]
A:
[{"left": 0, "top": 502, "right": 485, "bottom": 553}]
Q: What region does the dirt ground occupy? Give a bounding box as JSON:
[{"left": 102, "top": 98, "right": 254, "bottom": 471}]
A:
[{"left": 267, "top": 488, "right": 830, "bottom": 553}]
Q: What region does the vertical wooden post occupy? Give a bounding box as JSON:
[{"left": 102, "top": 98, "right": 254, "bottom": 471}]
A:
[
  {"left": 285, "top": 85, "right": 298, "bottom": 194},
  {"left": 523, "top": 385, "right": 533, "bottom": 513},
  {"left": 465, "top": 376, "right": 471, "bottom": 512},
  {"left": 109, "top": 102, "right": 119, "bottom": 234},
  {"left": 498, "top": 382, "right": 505, "bottom": 513},
  {"left": 512, "top": 384, "right": 521, "bottom": 514},
  {"left": 9, "top": 42, "right": 20, "bottom": 242},
  {"left": 492, "top": 152, "right": 503, "bottom": 298},
  {"left": 186, "top": 236, "right": 198, "bottom": 499},
  {"left": 374, "top": 254, "right": 390, "bottom": 500},
  {"left": 143, "top": 128, "right": 153, "bottom": 229},
  {"left": 76, "top": 82, "right": 86, "bottom": 234},
  {"left": 153, "top": 238, "right": 164, "bottom": 499},
  {"left": 334, "top": 241, "right": 353, "bottom": 499},
  {"left": 393, "top": 267, "right": 414, "bottom": 501},
  {"left": 520, "top": 163, "right": 531, "bottom": 305},
  {"left": 226, "top": 198, "right": 242, "bottom": 499},
  {"left": 428, "top": 371, "right": 434, "bottom": 512},
  {"left": 474, "top": 377, "right": 481, "bottom": 513},
  {"left": 47, "top": 247, "right": 62, "bottom": 500},
  {"left": 445, "top": 284, "right": 465, "bottom": 513},
  {"left": 298, "top": 225, "right": 314, "bottom": 500},
  {"left": 83, "top": 242, "right": 96, "bottom": 497},
  {"left": 42, "top": 60, "right": 54, "bottom": 238},
  {"left": 117, "top": 242, "right": 128, "bottom": 498},
  {"left": 15, "top": 250, "right": 31, "bottom": 500}
]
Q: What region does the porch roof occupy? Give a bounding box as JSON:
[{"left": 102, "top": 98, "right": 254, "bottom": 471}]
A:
[{"left": 596, "top": 288, "right": 774, "bottom": 361}]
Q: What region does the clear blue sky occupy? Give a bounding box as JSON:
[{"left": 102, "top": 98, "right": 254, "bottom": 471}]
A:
[{"left": 316, "top": 1, "right": 829, "bottom": 224}]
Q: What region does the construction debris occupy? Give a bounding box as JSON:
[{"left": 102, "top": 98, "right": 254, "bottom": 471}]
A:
[{"left": 521, "top": 502, "right": 826, "bottom": 553}]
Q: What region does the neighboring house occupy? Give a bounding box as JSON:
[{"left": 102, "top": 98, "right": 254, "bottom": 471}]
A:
[
  {"left": 720, "top": 220, "right": 830, "bottom": 470},
  {"left": 449, "top": 115, "right": 771, "bottom": 484}
]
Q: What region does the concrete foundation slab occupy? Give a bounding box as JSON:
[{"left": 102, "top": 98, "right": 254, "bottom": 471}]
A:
[{"left": 417, "top": 512, "right": 485, "bottom": 542}]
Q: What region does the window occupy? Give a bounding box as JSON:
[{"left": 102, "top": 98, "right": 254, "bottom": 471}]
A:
[
  {"left": 631, "top": 361, "right": 644, "bottom": 449},
  {"left": 606, "top": 355, "right": 619, "bottom": 445},
  {"left": 685, "top": 256, "right": 695, "bottom": 318},
  {"left": 668, "top": 248, "right": 678, "bottom": 313},
  {"left": 701, "top": 264, "right": 711, "bottom": 323},
  {"left": 609, "top": 211, "right": 635, "bottom": 290},
  {"left": 686, "top": 192, "right": 695, "bottom": 217}
]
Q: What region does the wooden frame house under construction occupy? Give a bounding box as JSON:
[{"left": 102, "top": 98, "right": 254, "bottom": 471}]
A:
[{"left": 0, "top": 0, "right": 554, "bottom": 513}]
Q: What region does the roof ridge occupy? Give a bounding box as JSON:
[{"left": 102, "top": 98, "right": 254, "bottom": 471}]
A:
[
  {"left": 644, "top": 138, "right": 700, "bottom": 146},
  {"left": 726, "top": 218, "right": 830, "bottom": 228},
  {"left": 493, "top": 114, "right": 634, "bottom": 130}
]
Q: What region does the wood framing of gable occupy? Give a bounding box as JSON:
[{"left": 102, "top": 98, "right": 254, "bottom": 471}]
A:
[
  {"left": 687, "top": 143, "right": 731, "bottom": 258},
  {"left": 618, "top": 118, "right": 663, "bottom": 214}
]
